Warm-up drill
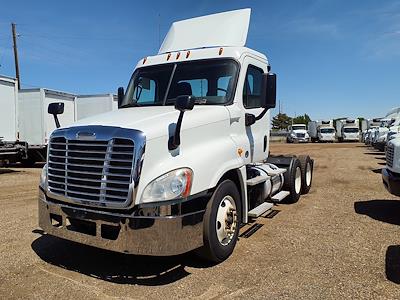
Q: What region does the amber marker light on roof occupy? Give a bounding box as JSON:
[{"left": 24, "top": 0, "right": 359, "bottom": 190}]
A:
[
  {"left": 167, "top": 53, "right": 172, "bottom": 60},
  {"left": 186, "top": 50, "right": 191, "bottom": 58},
  {"left": 219, "top": 47, "right": 224, "bottom": 55},
  {"left": 142, "top": 57, "right": 147, "bottom": 64},
  {"left": 176, "top": 52, "right": 181, "bottom": 59}
]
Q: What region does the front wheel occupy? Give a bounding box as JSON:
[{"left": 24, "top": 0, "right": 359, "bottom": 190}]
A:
[
  {"left": 196, "top": 180, "right": 241, "bottom": 263},
  {"left": 298, "top": 155, "right": 313, "bottom": 194}
]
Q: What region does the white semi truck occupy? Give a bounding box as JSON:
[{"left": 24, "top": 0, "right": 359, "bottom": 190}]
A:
[
  {"left": 286, "top": 124, "right": 310, "bottom": 143},
  {"left": 336, "top": 119, "right": 360, "bottom": 142},
  {"left": 38, "top": 9, "right": 314, "bottom": 262},
  {"left": 308, "top": 120, "right": 335, "bottom": 142},
  {"left": 383, "top": 137, "right": 400, "bottom": 196}
]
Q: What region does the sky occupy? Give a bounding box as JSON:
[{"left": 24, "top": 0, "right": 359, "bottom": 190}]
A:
[{"left": 0, "top": 0, "right": 400, "bottom": 120}]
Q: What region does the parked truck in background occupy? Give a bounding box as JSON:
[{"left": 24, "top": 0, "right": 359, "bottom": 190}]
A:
[
  {"left": 38, "top": 9, "right": 314, "bottom": 263},
  {"left": 363, "top": 118, "right": 382, "bottom": 145},
  {"left": 336, "top": 119, "right": 360, "bottom": 142},
  {"left": 0, "top": 88, "right": 118, "bottom": 166},
  {"left": 308, "top": 120, "right": 335, "bottom": 143},
  {"left": 0, "top": 75, "right": 28, "bottom": 164},
  {"left": 287, "top": 124, "right": 310, "bottom": 143}
]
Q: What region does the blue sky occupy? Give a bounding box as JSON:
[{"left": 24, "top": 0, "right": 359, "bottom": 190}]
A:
[{"left": 0, "top": 0, "right": 399, "bottom": 120}]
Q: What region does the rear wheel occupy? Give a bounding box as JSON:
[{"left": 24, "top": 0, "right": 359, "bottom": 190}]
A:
[
  {"left": 298, "top": 155, "right": 313, "bottom": 194},
  {"left": 283, "top": 158, "right": 302, "bottom": 203},
  {"left": 196, "top": 180, "right": 241, "bottom": 263}
]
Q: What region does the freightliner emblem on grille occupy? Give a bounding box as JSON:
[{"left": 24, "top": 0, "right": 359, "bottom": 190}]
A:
[{"left": 76, "top": 131, "right": 96, "bottom": 140}]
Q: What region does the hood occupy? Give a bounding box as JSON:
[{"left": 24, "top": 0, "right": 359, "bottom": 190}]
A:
[
  {"left": 292, "top": 129, "right": 308, "bottom": 134},
  {"left": 70, "top": 106, "right": 230, "bottom": 140}
]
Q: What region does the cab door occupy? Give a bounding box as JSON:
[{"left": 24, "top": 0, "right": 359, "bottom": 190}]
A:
[{"left": 242, "top": 57, "right": 270, "bottom": 163}]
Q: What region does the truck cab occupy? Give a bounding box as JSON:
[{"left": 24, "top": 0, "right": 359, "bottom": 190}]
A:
[
  {"left": 318, "top": 126, "right": 335, "bottom": 142},
  {"left": 38, "top": 9, "right": 313, "bottom": 262},
  {"left": 287, "top": 124, "right": 310, "bottom": 143}
]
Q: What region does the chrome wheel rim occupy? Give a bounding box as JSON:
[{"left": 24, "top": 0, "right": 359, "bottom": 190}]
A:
[
  {"left": 295, "top": 166, "right": 302, "bottom": 194},
  {"left": 306, "top": 162, "right": 312, "bottom": 186},
  {"left": 216, "top": 195, "right": 237, "bottom": 246}
]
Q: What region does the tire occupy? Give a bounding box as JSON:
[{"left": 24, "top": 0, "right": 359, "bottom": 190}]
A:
[
  {"left": 298, "top": 155, "right": 313, "bottom": 194},
  {"left": 196, "top": 180, "right": 241, "bottom": 263},
  {"left": 283, "top": 158, "right": 302, "bottom": 203}
]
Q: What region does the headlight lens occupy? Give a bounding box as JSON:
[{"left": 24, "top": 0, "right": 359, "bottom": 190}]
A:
[
  {"left": 141, "top": 168, "right": 193, "bottom": 203},
  {"left": 40, "top": 164, "right": 47, "bottom": 189}
]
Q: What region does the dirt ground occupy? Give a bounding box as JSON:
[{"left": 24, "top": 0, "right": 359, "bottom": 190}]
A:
[{"left": 1, "top": 143, "right": 400, "bottom": 299}]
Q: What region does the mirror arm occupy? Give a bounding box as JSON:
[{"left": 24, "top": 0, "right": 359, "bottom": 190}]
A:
[
  {"left": 53, "top": 114, "right": 60, "bottom": 129},
  {"left": 168, "top": 111, "right": 185, "bottom": 150},
  {"left": 255, "top": 108, "right": 268, "bottom": 121}
]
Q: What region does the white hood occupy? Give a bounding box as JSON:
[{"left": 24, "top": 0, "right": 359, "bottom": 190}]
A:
[{"left": 71, "top": 106, "right": 230, "bottom": 140}]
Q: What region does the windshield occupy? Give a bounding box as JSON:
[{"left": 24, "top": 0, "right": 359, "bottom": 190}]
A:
[
  {"left": 292, "top": 125, "right": 306, "bottom": 131},
  {"left": 344, "top": 127, "right": 359, "bottom": 133},
  {"left": 320, "top": 128, "right": 334, "bottom": 133},
  {"left": 121, "top": 59, "right": 238, "bottom": 108}
]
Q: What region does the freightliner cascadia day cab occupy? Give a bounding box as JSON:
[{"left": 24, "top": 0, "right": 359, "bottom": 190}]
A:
[
  {"left": 38, "top": 9, "right": 314, "bottom": 262},
  {"left": 286, "top": 124, "right": 310, "bottom": 143}
]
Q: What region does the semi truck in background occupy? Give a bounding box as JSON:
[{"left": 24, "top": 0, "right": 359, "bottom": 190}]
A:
[
  {"left": 0, "top": 76, "right": 27, "bottom": 164},
  {"left": 363, "top": 118, "right": 382, "bottom": 145},
  {"left": 335, "top": 119, "right": 360, "bottom": 142},
  {"left": 308, "top": 120, "right": 335, "bottom": 142},
  {"left": 287, "top": 124, "right": 310, "bottom": 143},
  {"left": 0, "top": 86, "right": 118, "bottom": 166},
  {"left": 38, "top": 9, "right": 314, "bottom": 263}
]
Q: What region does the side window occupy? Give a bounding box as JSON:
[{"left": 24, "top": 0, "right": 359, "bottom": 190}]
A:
[{"left": 243, "top": 65, "right": 263, "bottom": 109}]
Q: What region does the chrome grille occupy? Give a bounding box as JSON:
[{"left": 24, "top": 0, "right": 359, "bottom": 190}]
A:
[
  {"left": 387, "top": 143, "right": 394, "bottom": 168},
  {"left": 296, "top": 133, "right": 305, "bottom": 138},
  {"left": 47, "top": 137, "right": 134, "bottom": 206}
]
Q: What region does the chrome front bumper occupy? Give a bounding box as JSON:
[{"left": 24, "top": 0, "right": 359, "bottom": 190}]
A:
[{"left": 38, "top": 188, "right": 205, "bottom": 256}]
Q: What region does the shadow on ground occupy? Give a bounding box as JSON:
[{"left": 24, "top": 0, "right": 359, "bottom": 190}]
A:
[
  {"left": 371, "top": 168, "right": 383, "bottom": 174},
  {"left": 364, "top": 152, "right": 385, "bottom": 155},
  {"left": 0, "top": 169, "right": 20, "bottom": 175},
  {"left": 386, "top": 245, "right": 400, "bottom": 284},
  {"left": 31, "top": 231, "right": 213, "bottom": 286},
  {"left": 354, "top": 200, "right": 400, "bottom": 226}
]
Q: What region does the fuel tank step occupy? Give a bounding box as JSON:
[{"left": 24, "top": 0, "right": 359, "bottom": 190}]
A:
[
  {"left": 246, "top": 174, "right": 269, "bottom": 186},
  {"left": 270, "top": 190, "right": 290, "bottom": 202},
  {"left": 248, "top": 202, "right": 274, "bottom": 218}
]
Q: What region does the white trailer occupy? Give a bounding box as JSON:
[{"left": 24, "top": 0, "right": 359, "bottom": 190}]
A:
[
  {"left": 75, "top": 94, "right": 117, "bottom": 120},
  {"left": 38, "top": 9, "right": 314, "bottom": 263},
  {"left": 18, "top": 88, "right": 76, "bottom": 164},
  {"left": 0, "top": 75, "right": 28, "bottom": 162}
]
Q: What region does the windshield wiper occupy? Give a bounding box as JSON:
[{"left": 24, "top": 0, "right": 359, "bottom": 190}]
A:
[{"left": 119, "top": 102, "right": 142, "bottom": 109}]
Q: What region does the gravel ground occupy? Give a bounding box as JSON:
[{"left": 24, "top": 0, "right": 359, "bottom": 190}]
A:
[{"left": 1, "top": 143, "right": 400, "bottom": 299}]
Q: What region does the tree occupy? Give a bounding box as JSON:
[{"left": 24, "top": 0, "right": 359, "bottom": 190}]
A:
[
  {"left": 292, "top": 114, "right": 311, "bottom": 125},
  {"left": 272, "top": 113, "right": 292, "bottom": 130}
]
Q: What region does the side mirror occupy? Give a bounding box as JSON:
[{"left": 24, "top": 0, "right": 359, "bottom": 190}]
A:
[
  {"left": 175, "top": 95, "right": 195, "bottom": 112},
  {"left": 169, "top": 95, "right": 195, "bottom": 150},
  {"left": 261, "top": 73, "right": 277, "bottom": 109},
  {"left": 117, "top": 87, "right": 124, "bottom": 108},
  {"left": 48, "top": 102, "right": 64, "bottom": 129},
  {"left": 48, "top": 102, "right": 64, "bottom": 115}
]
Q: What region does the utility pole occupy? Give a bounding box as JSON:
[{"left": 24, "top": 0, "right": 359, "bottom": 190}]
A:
[{"left": 11, "top": 23, "right": 21, "bottom": 89}]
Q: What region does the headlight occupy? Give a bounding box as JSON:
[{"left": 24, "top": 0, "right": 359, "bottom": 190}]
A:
[
  {"left": 290, "top": 133, "right": 296, "bottom": 137},
  {"left": 141, "top": 168, "right": 193, "bottom": 203},
  {"left": 40, "top": 164, "right": 47, "bottom": 189}
]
